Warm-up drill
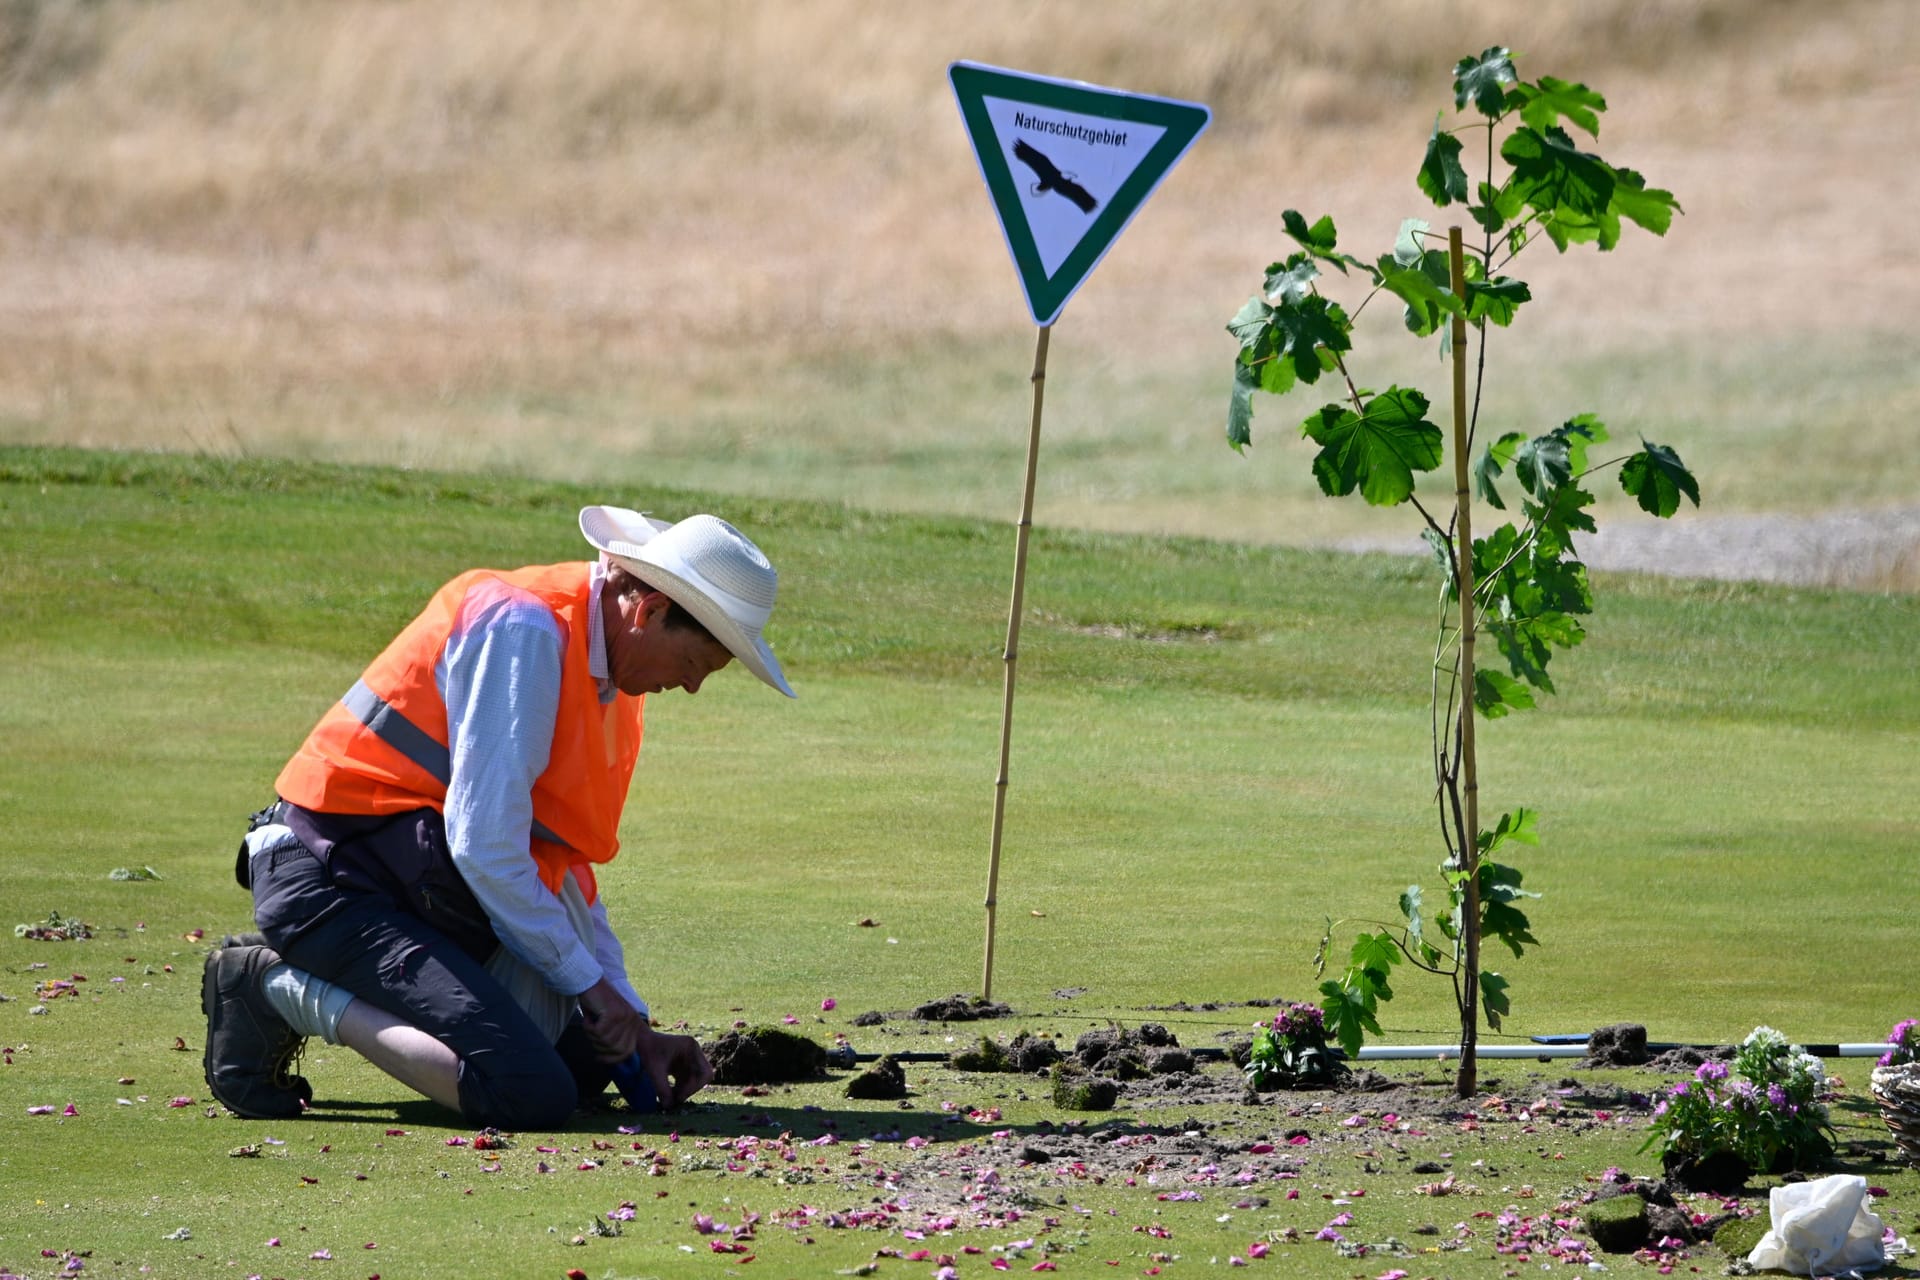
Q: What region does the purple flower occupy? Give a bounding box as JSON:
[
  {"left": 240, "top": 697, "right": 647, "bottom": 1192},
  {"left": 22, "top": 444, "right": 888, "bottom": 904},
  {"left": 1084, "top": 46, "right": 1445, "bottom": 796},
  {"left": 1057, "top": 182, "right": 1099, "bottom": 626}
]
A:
[
  {"left": 1766, "top": 1083, "right": 1789, "bottom": 1109},
  {"left": 1695, "top": 1060, "right": 1729, "bottom": 1083}
]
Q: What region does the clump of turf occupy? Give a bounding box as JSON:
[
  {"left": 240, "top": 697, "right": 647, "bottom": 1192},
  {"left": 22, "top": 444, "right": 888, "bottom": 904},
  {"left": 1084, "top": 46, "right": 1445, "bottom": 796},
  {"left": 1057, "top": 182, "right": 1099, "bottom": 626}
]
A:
[
  {"left": 1712, "top": 1215, "right": 1767, "bottom": 1258},
  {"left": 951, "top": 1037, "right": 1013, "bottom": 1072},
  {"left": 845, "top": 1055, "right": 907, "bottom": 1100},
  {"left": 1050, "top": 1064, "right": 1119, "bottom": 1111},
  {"left": 950, "top": 1031, "right": 1063, "bottom": 1074},
  {"left": 1148, "top": 1047, "right": 1195, "bottom": 1074},
  {"left": 702, "top": 1026, "right": 828, "bottom": 1084},
  {"left": 1581, "top": 1194, "right": 1649, "bottom": 1254},
  {"left": 1073, "top": 1025, "right": 1188, "bottom": 1079}
]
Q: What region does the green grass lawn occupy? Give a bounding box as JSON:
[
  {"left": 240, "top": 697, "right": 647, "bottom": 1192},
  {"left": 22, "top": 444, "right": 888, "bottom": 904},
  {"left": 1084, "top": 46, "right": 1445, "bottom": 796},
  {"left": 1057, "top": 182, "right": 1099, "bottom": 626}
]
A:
[{"left": 2, "top": 446, "right": 1916, "bottom": 1278}]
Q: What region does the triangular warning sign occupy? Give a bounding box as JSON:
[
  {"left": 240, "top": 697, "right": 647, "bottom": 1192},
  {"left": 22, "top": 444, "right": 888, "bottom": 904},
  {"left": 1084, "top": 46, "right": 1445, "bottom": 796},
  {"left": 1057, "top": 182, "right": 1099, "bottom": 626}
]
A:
[{"left": 949, "top": 61, "right": 1210, "bottom": 327}]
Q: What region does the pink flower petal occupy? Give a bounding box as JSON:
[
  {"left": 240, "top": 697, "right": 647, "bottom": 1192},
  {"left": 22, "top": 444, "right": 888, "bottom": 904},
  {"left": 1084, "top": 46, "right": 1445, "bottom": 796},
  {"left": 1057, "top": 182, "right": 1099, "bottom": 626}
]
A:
[{"left": 821, "top": 997, "right": 837, "bottom": 1011}]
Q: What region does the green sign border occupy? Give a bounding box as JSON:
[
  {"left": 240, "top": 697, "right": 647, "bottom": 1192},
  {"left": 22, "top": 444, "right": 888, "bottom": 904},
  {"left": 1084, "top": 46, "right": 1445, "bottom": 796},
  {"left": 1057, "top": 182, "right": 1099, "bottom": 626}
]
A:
[{"left": 949, "top": 61, "right": 1211, "bottom": 326}]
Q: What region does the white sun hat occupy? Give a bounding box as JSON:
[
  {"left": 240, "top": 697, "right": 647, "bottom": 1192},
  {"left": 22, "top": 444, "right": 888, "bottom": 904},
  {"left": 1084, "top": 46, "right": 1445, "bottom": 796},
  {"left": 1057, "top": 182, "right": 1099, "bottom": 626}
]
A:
[{"left": 578, "top": 505, "right": 794, "bottom": 698}]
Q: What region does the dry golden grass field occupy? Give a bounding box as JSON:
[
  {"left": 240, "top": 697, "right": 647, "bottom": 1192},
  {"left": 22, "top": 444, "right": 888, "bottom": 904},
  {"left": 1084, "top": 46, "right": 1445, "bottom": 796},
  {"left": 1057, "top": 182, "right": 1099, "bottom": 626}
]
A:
[{"left": 2, "top": 0, "right": 1915, "bottom": 583}]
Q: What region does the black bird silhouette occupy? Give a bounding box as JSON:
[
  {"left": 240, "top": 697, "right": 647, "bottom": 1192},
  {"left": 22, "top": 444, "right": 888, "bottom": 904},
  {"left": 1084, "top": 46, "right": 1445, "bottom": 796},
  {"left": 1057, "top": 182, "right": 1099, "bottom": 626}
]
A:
[{"left": 1012, "top": 139, "right": 1098, "bottom": 214}]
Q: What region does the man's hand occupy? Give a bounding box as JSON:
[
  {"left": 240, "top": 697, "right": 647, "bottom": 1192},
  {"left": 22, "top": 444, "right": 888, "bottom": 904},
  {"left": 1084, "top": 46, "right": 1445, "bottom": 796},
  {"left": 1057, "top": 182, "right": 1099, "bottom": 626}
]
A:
[
  {"left": 577, "top": 976, "right": 649, "bottom": 1059},
  {"left": 629, "top": 1022, "right": 714, "bottom": 1108},
  {"left": 577, "top": 977, "right": 713, "bottom": 1107}
]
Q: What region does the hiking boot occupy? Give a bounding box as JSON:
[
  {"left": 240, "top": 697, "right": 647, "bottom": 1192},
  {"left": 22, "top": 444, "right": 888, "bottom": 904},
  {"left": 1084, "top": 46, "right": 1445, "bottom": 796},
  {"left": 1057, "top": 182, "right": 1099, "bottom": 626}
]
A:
[{"left": 202, "top": 943, "right": 311, "bottom": 1118}]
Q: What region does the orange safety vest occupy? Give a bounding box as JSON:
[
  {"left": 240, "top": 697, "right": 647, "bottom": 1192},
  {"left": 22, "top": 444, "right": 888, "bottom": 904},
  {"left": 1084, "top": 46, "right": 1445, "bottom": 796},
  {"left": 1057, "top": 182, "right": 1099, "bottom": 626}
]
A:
[{"left": 275, "top": 562, "right": 644, "bottom": 904}]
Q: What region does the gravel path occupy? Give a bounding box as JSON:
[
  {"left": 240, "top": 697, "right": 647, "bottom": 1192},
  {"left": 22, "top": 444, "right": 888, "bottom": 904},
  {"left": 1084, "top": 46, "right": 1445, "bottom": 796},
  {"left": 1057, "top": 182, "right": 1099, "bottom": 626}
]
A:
[{"left": 1337, "top": 507, "right": 1920, "bottom": 592}]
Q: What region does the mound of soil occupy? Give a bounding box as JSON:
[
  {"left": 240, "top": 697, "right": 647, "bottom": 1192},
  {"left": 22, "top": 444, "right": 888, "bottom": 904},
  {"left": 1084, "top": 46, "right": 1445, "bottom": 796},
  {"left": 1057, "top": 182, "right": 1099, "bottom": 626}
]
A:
[
  {"left": 950, "top": 1030, "right": 1064, "bottom": 1074},
  {"left": 702, "top": 1026, "right": 829, "bottom": 1085},
  {"left": 1646, "top": 1045, "right": 1734, "bottom": 1073},
  {"left": 1582, "top": 1022, "right": 1650, "bottom": 1067},
  {"left": 913, "top": 994, "right": 1014, "bottom": 1022},
  {"left": 845, "top": 1055, "right": 907, "bottom": 1100},
  {"left": 1050, "top": 1065, "right": 1121, "bottom": 1111},
  {"left": 1072, "top": 1024, "right": 1187, "bottom": 1078}
]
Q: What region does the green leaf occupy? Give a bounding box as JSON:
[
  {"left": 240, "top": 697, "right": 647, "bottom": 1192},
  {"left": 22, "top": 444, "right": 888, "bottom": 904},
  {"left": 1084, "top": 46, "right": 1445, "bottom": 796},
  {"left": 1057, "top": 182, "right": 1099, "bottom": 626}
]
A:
[
  {"left": 1482, "top": 901, "right": 1539, "bottom": 958},
  {"left": 1480, "top": 864, "right": 1540, "bottom": 913},
  {"left": 1399, "top": 884, "right": 1425, "bottom": 953},
  {"left": 1257, "top": 352, "right": 1297, "bottom": 396},
  {"left": 1559, "top": 413, "right": 1609, "bottom": 473},
  {"left": 1481, "top": 180, "right": 1526, "bottom": 225},
  {"left": 1507, "top": 74, "right": 1606, "bottom": 138},
  {"left": 1422, "top": 526, "right": 1456, "bottom": 595},
  {"left": 1227, "top": 288, "right": 1351, "bottom": 420},
  {"left": 1513, "top": 432, "right": 1572, "bottom": 501},
  {"left": 1393, "top": 218, "right": 1430, "bottom": 267},
  {"left": 1374, "top": 260, "right": 1459, "bottom": 335},
  {"left": 1318, "top": 979, "right": 1382, "bottom": 1058},
  {"left": 1282, "top": 209, "right": 1338, "bottom": 255},
  {"left": 1275, "top": 294, "right": 1351, "bottom": 386},
  {"left": 1226, "top": 296, "right": 1272, "bottom": 352},
  {"left": 1281, "top": 209, "right": 1369, "bottom": 275},
  {"left": 1473, "top": 667, "right": 1536, "bottom": 718},
  {"left": 1609, "top": 166, "right": 1681, "bottom": 237},
  {"left": 1527, "top": 479, "right": 1599, "bottom": 537},
  {"left": 1468, "top": 201, "right": 1506, "bottom": 234},
  {"left": 1479, "top": 971, "right": 1511, "bottom": 1029},
  {"left": 1620, "top": 440, "right": 1700, "bottom": 517},
  {"left": 1502, "top": 125, "right": 1616, "bottom": 224},
  {"left": 1301, "top": 387, "right": 1444, "bottom": 506},
  {"left": 1418, "top": 118, "right": 1468, "bottom": 206},
  {"left": 1464, "top": 276, "right": 1530, "bottom": 326},
  {"left": 1349, "top": 930, "right": 1402, "bottom": 978},
  {"left": 1264, "top": 255, "right": 1320, "bottom": 306},
  {"left": 1480, "top": 808, "right": 1541, "bottom": 854},
  {"left": 1483, "top": 612, "right": 1580, "bottom": 695},
  {"left": 1227, "top": 359, "right": 1258, "bottom": 452},
  {"left": 1453, "top": 47, "right": 1517, "bottom": 117},
  {"left": 1474, "top": 431, "right": 1526, "bottom": 509}
]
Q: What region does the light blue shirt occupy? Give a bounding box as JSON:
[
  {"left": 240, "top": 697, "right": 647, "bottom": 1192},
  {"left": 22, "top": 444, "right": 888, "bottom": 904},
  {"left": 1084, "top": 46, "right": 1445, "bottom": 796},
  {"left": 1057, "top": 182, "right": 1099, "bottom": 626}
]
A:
[{"left": 434, "top": 560, "right": 646, "bottom": 1015}]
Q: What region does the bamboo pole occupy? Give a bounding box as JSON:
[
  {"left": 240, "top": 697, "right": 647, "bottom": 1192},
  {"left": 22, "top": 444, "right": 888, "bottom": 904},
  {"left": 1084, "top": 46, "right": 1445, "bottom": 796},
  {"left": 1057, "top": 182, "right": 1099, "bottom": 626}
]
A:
[
  {"left": 981, "top": 324, "right": 1052, "bottom": 1000},
  {"left": 1447, "top": 226, "right": 1483, "bottom": 1097}
]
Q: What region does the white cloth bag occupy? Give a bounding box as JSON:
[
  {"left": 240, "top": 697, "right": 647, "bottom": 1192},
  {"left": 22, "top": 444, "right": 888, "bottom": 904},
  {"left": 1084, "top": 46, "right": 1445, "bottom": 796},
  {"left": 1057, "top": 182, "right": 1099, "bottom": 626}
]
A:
[{"left": 1748, "top": 1174, "right": 1892, "bottom": 1277}]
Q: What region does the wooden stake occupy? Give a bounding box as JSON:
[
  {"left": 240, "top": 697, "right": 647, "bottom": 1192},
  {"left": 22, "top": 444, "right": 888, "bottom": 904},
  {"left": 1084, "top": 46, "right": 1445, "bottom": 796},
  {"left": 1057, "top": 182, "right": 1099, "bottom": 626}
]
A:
[
  {"left": 1447, "top": 226, "right": 1483, "bottom": 1097},
  {"left": 981, "top": 324, "right": 1052, "bottom": 1000}
]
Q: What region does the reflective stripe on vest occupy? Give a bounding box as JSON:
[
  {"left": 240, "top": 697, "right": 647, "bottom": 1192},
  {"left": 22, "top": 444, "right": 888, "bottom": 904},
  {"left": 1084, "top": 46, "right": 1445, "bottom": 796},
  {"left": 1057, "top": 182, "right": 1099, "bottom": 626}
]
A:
[{"left": 343, "top": 678, "right": 570, "bottom": 850}]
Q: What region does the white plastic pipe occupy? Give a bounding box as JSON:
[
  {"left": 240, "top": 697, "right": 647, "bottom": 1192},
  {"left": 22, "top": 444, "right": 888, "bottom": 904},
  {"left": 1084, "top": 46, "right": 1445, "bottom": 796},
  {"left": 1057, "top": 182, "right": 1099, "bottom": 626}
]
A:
[{"left": 1354, "top": 1042, "right": 1889, "bottom": 1060}]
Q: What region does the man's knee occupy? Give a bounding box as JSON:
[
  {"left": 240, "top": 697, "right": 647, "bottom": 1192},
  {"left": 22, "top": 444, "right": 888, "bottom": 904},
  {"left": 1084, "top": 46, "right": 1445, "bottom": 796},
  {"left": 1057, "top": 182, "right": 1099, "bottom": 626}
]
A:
[{"left": 459, "top": 1051, "right": 578, "bottom": 1130}]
